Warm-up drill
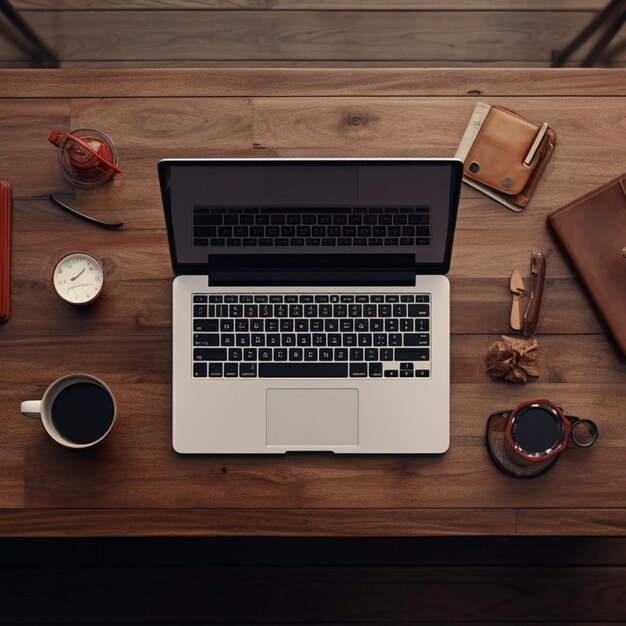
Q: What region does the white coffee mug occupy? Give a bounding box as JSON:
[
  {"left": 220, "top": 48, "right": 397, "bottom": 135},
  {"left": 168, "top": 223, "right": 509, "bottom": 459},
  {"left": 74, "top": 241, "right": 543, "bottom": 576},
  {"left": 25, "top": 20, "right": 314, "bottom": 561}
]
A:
[{"left": 20, "top": 374, "right": 117, "bottom": 449}]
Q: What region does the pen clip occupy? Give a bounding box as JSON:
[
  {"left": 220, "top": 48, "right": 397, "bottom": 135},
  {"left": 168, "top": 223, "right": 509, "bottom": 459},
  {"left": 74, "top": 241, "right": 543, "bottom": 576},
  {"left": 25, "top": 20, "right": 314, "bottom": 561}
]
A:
[{"left": 523, "top": 122, "right": 549, "bottom": 166}]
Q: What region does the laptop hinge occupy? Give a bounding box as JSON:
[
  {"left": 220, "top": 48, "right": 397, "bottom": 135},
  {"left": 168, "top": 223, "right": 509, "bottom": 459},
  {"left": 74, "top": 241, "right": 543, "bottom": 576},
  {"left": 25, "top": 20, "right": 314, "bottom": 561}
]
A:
[{"left": 207, "top": 254, "right": 416, "bottom": 286}]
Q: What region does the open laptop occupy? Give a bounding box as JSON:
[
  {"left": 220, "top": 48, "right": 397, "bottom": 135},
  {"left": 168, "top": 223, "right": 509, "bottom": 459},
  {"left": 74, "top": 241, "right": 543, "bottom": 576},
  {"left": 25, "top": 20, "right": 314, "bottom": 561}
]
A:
[{"left": 159, "top": 158, "right": 462, "bottom": 454}]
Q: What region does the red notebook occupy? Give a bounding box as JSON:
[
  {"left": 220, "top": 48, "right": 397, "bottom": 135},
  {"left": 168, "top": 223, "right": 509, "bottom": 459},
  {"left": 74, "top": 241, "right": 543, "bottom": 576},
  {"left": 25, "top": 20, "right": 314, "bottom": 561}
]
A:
[
  {"left": 0, "top": 181, "right": 11, "bottom": 323},
  {"left": 548, "top": 174, "right": 626, "bottom": 356}
]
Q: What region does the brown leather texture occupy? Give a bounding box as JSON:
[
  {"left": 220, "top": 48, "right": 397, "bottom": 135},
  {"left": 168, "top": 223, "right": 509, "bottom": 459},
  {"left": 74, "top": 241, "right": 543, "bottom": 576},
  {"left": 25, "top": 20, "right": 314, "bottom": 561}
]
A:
[
  {"left": 0, "top": 180, "right": 11, "bottom": 322},
  {"left": 548, "top": 173, "right": 626, "bottom": 356},
  {"left": 464, "top": 106, "right": 556, "bottom": 208}
]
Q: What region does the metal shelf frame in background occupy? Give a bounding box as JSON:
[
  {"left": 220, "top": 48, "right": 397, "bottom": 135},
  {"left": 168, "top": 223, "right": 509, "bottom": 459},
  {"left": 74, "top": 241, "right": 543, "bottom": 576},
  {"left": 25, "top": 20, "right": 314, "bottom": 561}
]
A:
[
  {"left": 0, "top": 0, "right": 59, "bottom": 68},
  {"left": 551, "top": 0, "right": 626, "bottom": 67}
]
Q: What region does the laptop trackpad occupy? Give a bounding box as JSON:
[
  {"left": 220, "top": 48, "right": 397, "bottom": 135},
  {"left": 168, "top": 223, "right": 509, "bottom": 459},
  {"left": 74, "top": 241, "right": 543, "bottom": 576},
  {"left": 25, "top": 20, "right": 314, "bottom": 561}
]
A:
[{"left": 266, "top": 388, "right": 358, "bottom": 447}]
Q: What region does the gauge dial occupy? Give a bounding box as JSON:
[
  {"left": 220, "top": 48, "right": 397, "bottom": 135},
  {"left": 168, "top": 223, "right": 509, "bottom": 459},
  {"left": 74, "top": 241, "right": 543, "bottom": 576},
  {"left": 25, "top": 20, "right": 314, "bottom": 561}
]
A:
[{"left": 52, "top": 252, "right": 105, "bottom": 306}]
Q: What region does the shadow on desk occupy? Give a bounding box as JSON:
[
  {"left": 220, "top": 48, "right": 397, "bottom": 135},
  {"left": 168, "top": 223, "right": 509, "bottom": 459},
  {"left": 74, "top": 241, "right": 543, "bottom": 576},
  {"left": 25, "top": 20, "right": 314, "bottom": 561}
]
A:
[{"left": 1, "top": 537, "right": 625, "bottom": 624}]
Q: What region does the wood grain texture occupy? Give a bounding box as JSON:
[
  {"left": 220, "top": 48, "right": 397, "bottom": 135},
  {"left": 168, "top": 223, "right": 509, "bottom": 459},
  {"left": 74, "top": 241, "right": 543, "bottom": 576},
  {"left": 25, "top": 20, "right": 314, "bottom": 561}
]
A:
[
  {"left": 0, "top": 69, "right": 624, "bottom": 537},
  {"left": 12, "top": 1, "right": 613, "bottom": 10},
  {"left": 2, "top": 69, "right": 626, "bottom": 97},
  {"left": 3, "top": 9, "right": 624, "bottom": 66},
  {"left": 0, "top": 449, "right": 24, "bottom": 508}
]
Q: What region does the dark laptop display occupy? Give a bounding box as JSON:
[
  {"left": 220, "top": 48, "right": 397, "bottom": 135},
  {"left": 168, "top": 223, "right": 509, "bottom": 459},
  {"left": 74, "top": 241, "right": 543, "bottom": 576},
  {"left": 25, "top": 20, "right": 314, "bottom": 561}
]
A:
[{"left": 160, "top": 160, "right": 461, "bottom": 277}]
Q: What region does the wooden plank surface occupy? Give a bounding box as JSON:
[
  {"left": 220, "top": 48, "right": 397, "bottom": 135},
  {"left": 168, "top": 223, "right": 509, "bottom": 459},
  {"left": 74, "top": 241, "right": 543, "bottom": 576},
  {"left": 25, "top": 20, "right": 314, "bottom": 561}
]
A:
[
  {"left": 4, "top": 4, "right": 625, "bottom": 67},
  {"left": 0, "top": 68, "right": 624, "bottom": 537},
  {"left": 2, "top": 68, "right": 625, "bottom": 97},
  {"left": 12, "top": 1, "right": 613, "bottom": 10},
  {"left": 3, "top": 10, "right": 623, "bottom": 65}
]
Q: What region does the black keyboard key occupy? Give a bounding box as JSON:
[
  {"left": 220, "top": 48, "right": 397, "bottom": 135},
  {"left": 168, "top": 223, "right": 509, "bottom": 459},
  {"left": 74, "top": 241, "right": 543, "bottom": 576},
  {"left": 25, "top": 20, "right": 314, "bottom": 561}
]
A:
[
  {"left": 270, "top": 295, "right": 283, "bottom": 303},
  {"left": 193, "top": 295, "right": 208, "bottom": 303},
  {"left": 405, "top": 333, "right": 429, "bottom": 346},
  {"left": 194, "top": 348, "right": 227, "bottom": 361},
  {"left": 379, "top": 304, "right": 391, "bottom": 317},
  {"left": 350, "top": 363, "right": 368, "bottom": 377},
  {"left": 194, "top": 333, "right": 219, "bottom": 347},
  {"left": 349, "top": 348, "right": 364, "bottom": 361},
  {"left": 209, "top": 363, "right": 222, "bottom": 378},
  {"left": 369, "top": 362, "right": 383, "bottom": 377},
  {"left": 300, "top": 295, "right": 314, "bottom": 303},
  {"left": 224, "top": 295, "right": 238, "bottom": 303},
  {"left": 408, "top": 304, "right": 430, "bottom": 317},
  {"left": 266, "top": 334, "right": 280, "bottom": 347},
  {"left": 415, "top": 369, "right": 430, "bottom": 377},
  {"left": 384, "top": 319, "right": 398, "bottom": 332},
  {"left": 297, "top": 334, "right": 311, "bottom": 346},
  {"left": 400, "top": 295, "right": 415, "bottom": 302},
  {"left": 370, "top": 319, "right": 384, "bottom": 332},
  {"left": 358, "top": 333, "right": 372, "bottom": 346},
  {"left": 280, "top": 319, "right": 294, "bottom": 332},
  {"left": 289, "top": 348, "right": 304, "bottom": 361},
  {"left": 400, "top": 369, "right": 414, "bottom": 377},
  {"left": 295, "top": 319, "right": 309, "bottom": 332},
  {"left": 251, "top": 319, "right": 263, "bottom": 331},
  {"left": 244, "top": 348, "right": 257, "bottom": 361},
  {"left": 275, "top": 348, "right": 288, "bottom": 361},
  {"left": 239, "top": 363, "right": 257, "bottom": 377},
  {"left": 365, "top": 348, "right": 378, "bottom": 361},
  {"left": 304, "top": 348, "right": 317, "bottom": 361},
  {"left": 259, "top": 348, "right": 273, "bottom": 361},
  {"left": 220, "top": 319, "right": 234, "bottom": 332},
  {"left": 395, "top": 348, "right": 429, "bottom": 361},
  {"left": 400, "top": 362, "right": 414, "bottom": 370},
  {"left": 284, "top": 295, "right": 298, "bottom": 303},
  {"left": 384, "top": 370, "right": 399, "bottom": 377},
  {"left": 208, "top": 295, "right": 223, "bottom": 303},
  {"left": 193, "top": 319, "right": 218, "bottom": 332},
  {"left": 328, "top": 334, "right": 341, "bottom": 347},
  {"left": 193, "top": 362, "right": 207, "bottom": 378},
  {"left": 229, "top": 348, "right": 243, "bottom": 361},
  {"left": 380, "top": 348, "right": 394, "bottom": 361},
  {"left": 282, "top": 334, "right": 296, "bottom": 347},
  {"left": 259, "top": 363, "right": 348, "bottom": 377},
  {"left": 400, "top": 319, "right": 413, "bottom": 332},
  {"left": 415, "top": 319, "right": 430, "bottom": 332},
  {"left": 235, "top": 319, "right": 249, "bottom": 332},
  {"left": 193, "top": 304, "right": 207, "bottom": 317},
  {"left": 370, "top": 295, "right": 384, "bottom": 303},
  {"left": 221, "top": 334, "right": 235, "bottom": 346},
  {"left": 334, "top": 348, "right": 348, "bottom": 361},
  {"left": 389, "top": 333, "right": 402, "bottom": 346},
  {"left": 254, "top": 295, "right": 268, "bottom": 303},
  {"left": 385, "top": 295, "right": 400, "bottom": 302},
  {"left": 224, "top": 363, "right": 239, "bottom": 378},
  {"left": 374, "top": 333, "right": 387, "bottom": 346},
  {"left": 319, "top": 348, "right": 333, "bottom": 361},
  {"left": 310, "top": 320, "right": 324, "bottom": 332},
  {"left": 355, "top": 319, "right": 368, "bottom": 332},
  {"left": 343, "top": 333, "right": 357, "bottom": 346}
]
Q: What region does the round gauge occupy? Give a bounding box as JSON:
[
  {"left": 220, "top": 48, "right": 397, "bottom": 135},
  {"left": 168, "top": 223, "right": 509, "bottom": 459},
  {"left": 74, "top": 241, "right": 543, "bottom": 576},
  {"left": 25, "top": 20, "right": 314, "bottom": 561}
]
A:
[{"left": 52, "top": 252, "right": 105, "bottom": 306}]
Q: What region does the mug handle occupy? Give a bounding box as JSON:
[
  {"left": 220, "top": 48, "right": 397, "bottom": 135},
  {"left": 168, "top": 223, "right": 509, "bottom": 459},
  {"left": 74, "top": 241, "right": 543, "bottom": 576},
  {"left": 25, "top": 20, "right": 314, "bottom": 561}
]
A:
[
  {"left": 565, "top": 415, "right": 599, "bottom": 448},
  {"left": 20, "top": 400, "right": 42, "bottom": 419}
]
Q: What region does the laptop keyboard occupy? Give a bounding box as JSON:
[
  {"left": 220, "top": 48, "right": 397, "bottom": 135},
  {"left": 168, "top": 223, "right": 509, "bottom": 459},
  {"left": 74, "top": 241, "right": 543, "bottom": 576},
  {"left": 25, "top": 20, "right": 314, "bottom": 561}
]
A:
[
  {"left": 193, "top": 206, "right": 431, "bottom": 248},
  {"left": 191, "top": 293, "right": 431, "bottom": 379}
]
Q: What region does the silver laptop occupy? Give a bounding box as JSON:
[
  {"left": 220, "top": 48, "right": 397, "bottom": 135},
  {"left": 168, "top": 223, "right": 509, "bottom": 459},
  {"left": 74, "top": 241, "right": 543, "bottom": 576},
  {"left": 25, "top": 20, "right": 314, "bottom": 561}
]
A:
[{"left": 159, "top": 158, "right": 462, "bottom": 454}]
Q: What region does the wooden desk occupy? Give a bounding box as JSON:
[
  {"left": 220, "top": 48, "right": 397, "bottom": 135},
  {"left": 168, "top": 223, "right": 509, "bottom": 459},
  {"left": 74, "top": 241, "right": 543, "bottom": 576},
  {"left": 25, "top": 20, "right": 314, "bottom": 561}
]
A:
[{"left": 0, "top": 69, "right": 624, "bottom": 537}]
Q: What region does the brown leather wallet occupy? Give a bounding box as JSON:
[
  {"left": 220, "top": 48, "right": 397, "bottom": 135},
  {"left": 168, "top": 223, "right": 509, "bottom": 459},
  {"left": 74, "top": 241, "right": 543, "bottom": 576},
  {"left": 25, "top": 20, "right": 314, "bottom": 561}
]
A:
[
  {"left": 0, "top": 180, "right": 11, "bottom": 322},
  {"left": 464, "top": 106, "right": 556, "bottom": 209}
]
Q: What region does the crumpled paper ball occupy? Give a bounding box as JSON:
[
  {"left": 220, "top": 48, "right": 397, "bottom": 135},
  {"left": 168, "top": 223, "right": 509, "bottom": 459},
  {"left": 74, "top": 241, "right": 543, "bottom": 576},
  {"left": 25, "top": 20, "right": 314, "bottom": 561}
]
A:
[{"left": 486, "top": 335, "right": 540, "bottom": 383}]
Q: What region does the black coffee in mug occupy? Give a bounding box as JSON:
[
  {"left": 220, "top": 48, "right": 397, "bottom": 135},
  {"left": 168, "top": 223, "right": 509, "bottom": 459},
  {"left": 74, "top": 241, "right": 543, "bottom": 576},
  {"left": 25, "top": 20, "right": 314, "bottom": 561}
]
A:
[
  {"left": 512, "top": 405, "right": 564, "bottom": 455},
  {"left": 51, "top": 382, "right": 115, "bottom": 445}
]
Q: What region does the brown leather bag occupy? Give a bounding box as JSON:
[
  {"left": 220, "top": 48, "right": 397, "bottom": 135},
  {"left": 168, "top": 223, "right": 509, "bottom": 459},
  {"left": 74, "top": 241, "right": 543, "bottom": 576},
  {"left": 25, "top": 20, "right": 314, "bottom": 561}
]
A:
[
  {"left": 463, "top": 106, "right": 556, "bottom": 209},
  {"left": 0, "top": 180, "right": 11, "bottom": 323}
]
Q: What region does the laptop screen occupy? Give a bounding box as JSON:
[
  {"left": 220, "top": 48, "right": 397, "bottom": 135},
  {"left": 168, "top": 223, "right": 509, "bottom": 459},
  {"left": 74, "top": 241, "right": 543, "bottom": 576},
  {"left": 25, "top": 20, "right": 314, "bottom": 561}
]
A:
[{"left": 160, "top": 159, "right": 462, "bottom": 275}]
